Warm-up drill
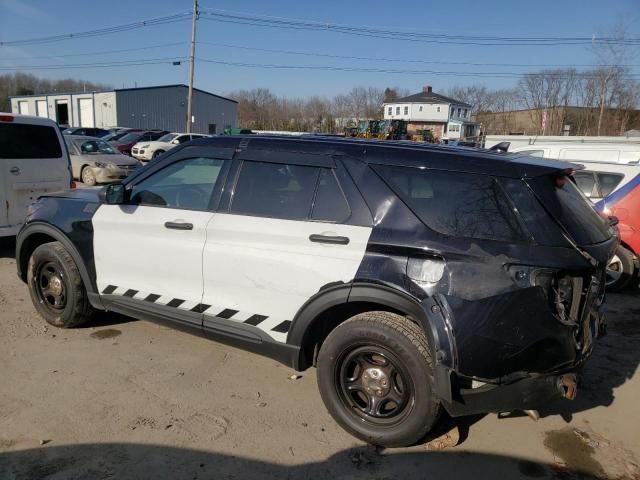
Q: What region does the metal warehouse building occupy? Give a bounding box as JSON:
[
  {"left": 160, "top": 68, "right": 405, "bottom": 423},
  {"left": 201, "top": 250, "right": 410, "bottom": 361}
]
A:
[{"left": 10, "top": 84, "right": 237, "bottom": 134}]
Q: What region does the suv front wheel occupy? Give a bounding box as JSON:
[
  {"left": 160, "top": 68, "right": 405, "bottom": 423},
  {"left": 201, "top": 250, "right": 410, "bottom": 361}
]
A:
[
  {"left": 27, "top": 241, "right": 96, "bottom": 328},
  {"left": 316, "top": 311, "right": 441, "bottom": 447}
]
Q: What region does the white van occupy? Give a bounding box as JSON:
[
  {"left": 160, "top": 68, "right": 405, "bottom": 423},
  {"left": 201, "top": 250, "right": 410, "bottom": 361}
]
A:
[
  {"left": 510, "top": 142, "right": 640, "bottom": 165},
  {"left": 0, "top": 113, "right": 72, "bottom": 237}
]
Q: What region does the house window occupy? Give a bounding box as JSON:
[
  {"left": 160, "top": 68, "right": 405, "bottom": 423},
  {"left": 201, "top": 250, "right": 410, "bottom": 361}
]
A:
[
  {"left": 464, "top": 109, "right": 468, "bottom": 117},
  {"left": 458, "top": 108, "right": 462, "bottom": 117},
  {"left": 436, "top": 106, "right": 441, "bottom": 112},
  {"left": 396, "top": 106, "right": 400, "bottom": 115},
  {"left": 404, "top": 106, "right": 408, "bottom": 115},
  {"left": 419, "top": 106, "right": 423, "bottom": 112},
  {"left": 388, "top": 107, "right": 392, "bottom": 115},
  {"left": 450, "top": 108, "right": 455, "bottom": 117}
]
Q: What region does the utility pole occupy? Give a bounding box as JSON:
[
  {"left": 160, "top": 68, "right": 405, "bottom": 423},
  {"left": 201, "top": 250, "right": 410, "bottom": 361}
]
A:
[{"left": 186, "top": 0, "right": 198, "bottom": 133}]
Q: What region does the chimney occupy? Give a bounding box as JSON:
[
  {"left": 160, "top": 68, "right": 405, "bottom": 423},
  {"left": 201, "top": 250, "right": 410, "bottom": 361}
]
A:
[{"left": 423, "top": 85, "right": 432, "bottom": 93}]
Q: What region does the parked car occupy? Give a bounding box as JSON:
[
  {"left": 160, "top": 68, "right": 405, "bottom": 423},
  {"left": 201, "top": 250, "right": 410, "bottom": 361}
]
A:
[
  {"left": 510, "top": 142, "right": 640, "bottom": 165},
  {"left": 132, "top": 132, "right": 210, "bottom": 161},
  {"left": 569, "top": 161, "right": 640, "bottom": 291},
  {"left": 102, "top": 129, "right": 139, "bottom": 143},
  {"left": 16, "top": 136, "right": 615, "bottom": 447},
  {"left": 65, "top": 135, "right": 140, "bottom": 186},
  {"left": 62, "top": 127, "right": 111, "bottom": 138},
  {"left": 111, "top": 130, "right": 168, "bottom": 156},
  {"left": 1, "top": 112, "right": 72, "bottom": 237}
]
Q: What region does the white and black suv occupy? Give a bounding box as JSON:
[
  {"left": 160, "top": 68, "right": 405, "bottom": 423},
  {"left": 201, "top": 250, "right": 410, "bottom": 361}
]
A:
[{"left": 17, "top": 136, "right": 616, "bottom": 447}]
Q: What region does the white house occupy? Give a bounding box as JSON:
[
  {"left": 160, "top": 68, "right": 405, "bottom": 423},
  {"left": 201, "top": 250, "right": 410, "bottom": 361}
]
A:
[{"left": 383, "top": 85, "right": 479, "bottom": 141}]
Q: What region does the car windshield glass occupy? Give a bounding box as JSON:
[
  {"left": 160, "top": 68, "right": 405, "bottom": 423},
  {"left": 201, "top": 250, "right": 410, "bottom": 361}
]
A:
[
  {"left": 118, "top": 133, "right": 142, "bottom": 144},
  {"left": 158, "top": 133, "right": 178, "bottom": 142},
  {"left": 526, "top": 173, "right": 610, "bottom": 246},
  {"left": 77, "top": 139, "right": 116, "bottom": 154}
]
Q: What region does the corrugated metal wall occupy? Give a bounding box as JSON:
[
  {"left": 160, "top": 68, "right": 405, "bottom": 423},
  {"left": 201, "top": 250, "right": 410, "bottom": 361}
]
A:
[{"left": 115, "top": 86, "right": 237, "bottom": 133}]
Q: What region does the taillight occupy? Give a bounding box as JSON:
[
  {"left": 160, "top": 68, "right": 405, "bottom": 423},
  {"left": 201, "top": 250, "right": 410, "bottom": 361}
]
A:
[
  {"left": 70, "top": 180, "right": 77, "bottom": 189},
  {"left": 0, "top": 114, "right": 14, "bottom": 122}
]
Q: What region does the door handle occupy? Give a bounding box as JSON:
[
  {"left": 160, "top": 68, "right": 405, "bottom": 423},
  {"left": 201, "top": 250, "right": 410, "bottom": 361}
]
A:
[
  {"left": 10, "top": 166, "right": 20, "bottom": 175},
  {"left": 164, "top": 221, "right": 194, "bottom": 230},
  {"left": 309, "top": 234, "right": 350, "bottom": 245}
]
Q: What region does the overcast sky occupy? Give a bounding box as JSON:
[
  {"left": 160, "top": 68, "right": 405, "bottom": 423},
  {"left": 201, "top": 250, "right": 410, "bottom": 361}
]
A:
[{"left": 1, "top": 0, "right": 639, "bottom": 98}]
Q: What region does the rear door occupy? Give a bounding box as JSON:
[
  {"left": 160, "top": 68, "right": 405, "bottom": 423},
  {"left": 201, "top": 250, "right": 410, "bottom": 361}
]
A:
[
  {"left": 0, "top": 115, "right": 71, "bottom": 231},
  {"left": 201, "top": 155, "right": 373, "bottom": 343}
]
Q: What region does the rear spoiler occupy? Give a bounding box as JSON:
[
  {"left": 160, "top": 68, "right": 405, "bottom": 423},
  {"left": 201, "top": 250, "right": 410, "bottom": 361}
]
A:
[{"left": 488, "top": 141, "right": 510, "bottom": 153}]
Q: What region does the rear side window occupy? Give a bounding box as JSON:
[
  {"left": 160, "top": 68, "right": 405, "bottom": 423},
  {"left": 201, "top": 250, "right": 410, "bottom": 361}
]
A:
[
  {"left": 0, "top": 123, "right": 62, "bottom": 159},
  {"left": 230, "top": 161, "right": 350, "bottom": 222},
  {"left": 231, "top": 161, "right": 319, "bottom": 219},
  {"left": 374, "top": 165, "right": 528, "bottom": 242},
  {"left": 596, "top": 173, "right": 624, "bottom": 197}
]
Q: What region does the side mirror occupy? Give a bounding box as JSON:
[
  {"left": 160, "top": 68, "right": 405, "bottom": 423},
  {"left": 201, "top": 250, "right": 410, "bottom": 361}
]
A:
[
  {"left": 98, "top": 183, "right": 126, "bottom": 204},
  {"left": 171, "top": 139, "right": 179, "bottom": 145},
  {"left": 608, "top": 216, "right": 619, "bottom": 227}
]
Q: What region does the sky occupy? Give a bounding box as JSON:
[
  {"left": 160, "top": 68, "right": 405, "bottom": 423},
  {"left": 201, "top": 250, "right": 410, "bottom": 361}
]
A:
[{"left": 0, "top": 0, "right": 639, "bottom": 99}]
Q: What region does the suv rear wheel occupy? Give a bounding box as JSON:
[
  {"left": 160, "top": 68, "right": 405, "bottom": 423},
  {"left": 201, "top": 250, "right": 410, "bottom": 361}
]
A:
[
  {"left": 27, "top": 241, "right": 96, "bottom": 328},
  {"left": 316, "top": 311, "right": 441, "bottom": 447}
]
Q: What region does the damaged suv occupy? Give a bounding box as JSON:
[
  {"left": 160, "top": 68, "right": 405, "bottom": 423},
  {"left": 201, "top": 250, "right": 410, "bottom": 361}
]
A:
[{"left": 16, "top": 136, "right": 616, "bottom": 447}]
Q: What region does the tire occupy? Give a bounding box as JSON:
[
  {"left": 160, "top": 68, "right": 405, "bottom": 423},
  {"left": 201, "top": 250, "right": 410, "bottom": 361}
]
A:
[
  {"left": 316, "top": 311, "right": 441, "bottom": 447},
  {"left": 152, "top": 150, "right": 165, "bottom": 159},
  {"left": 606, "top": 246, "right": 635, "bottom": 292},
  {"left": 27, "top": 241, "right": 96, "bottom": 328},
  {"left": 81, "top": 166, "right": 97, "bottom": 186}
]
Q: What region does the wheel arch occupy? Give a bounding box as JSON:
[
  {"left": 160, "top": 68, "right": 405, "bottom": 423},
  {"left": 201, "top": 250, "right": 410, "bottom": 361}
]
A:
[
  {"left": 17, "top": 222, "right": 103, "bottom": 309},
  {"left": 288, "top": 283, "right": 454, "bottom": 377}
]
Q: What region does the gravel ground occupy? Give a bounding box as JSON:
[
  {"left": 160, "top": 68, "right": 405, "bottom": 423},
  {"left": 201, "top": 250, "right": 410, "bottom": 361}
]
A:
[{"left": 0, "top": 236, "right": 638, "bottom": 480}]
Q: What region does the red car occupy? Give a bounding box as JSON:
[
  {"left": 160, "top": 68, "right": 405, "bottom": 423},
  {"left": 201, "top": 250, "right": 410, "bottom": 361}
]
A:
[
  {"left": 594, "top": 174, "right": 640, "bottom": 290},
  {"left": 110, "top": 130, "right": 168, "bottom": 156}
]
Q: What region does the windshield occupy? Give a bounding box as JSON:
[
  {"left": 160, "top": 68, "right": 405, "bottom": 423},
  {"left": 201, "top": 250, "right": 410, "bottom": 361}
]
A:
[
  {"left": 76, "top": 139, "right": 117, "bottom": 154},
  {"left": 118, "top": 132, "right": 142, "bottom": 144},
  {"left": 526, "top": 173, "right": 610, "bottom": 246},
  {"left": 157, "top": 133, "right": 178, "bottom": 142}
]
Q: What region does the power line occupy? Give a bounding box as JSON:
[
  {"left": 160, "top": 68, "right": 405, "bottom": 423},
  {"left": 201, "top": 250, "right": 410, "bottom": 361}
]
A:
[
  {"left": 197, "top": 57, "right": 640, "bottom": 79},
  {"left": 0, "top": 42, "right": 187, "bottom": 61},
  {"left": 199, "top": 41, "right": 640, "bottom": 69},
  {"left": 0, "top": 57, "right": 188, "bottom": 71},
  {"left": 0, "top": 12, "right": 191, "bottom": 47},
  {"left": 199, "top": 9, "right": 640, "bottom": 46}
]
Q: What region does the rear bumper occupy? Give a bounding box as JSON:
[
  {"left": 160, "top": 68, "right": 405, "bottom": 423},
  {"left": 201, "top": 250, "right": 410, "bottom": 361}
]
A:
[{"left": 441, "top": 371, "right": 578, "bottom": 417}]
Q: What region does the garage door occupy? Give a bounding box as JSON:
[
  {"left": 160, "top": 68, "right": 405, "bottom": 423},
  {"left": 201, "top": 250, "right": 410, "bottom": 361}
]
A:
[
  {"left": 78, "top": 98, "right": 94, "bottom": 127},
  {"left": 36, "top": 100, "right": 48, "bottom": 118}
]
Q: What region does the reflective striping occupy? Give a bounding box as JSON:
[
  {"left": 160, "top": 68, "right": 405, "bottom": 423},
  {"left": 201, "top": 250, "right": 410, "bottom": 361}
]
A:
[{"left": 99, "top": 285, "right": 291, "bottom": 342}]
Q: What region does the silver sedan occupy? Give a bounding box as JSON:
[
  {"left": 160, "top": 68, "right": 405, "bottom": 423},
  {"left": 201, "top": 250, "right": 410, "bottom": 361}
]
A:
[{"left": 65, "top": 135, "right": 141, "bottom": 186}]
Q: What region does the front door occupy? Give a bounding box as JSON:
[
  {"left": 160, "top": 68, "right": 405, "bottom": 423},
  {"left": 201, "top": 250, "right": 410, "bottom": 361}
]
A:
[{"left": 92, "top": 156, "right": 229, "bottom": 328}]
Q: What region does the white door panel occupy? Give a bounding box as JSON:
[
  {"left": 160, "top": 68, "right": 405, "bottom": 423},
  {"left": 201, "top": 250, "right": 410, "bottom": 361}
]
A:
[
  {"left": 202, "top": 214, "right": 372, "bottom": 341},
  {"left": 93, "top": 204, "right": 213, "bottom": 306}
]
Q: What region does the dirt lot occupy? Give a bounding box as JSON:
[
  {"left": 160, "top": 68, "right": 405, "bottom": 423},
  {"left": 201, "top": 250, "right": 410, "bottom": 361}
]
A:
[{"left": 0, "top": 237, "right": 639, "bottom": 480}]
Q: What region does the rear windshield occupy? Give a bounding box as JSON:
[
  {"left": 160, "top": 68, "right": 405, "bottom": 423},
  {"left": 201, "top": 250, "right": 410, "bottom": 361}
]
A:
[
  {"left": 526, "top": 173, "right": 610, "bottom": 245},
  {"left": 0, "top": 123, "right": 62, "bottom": 159},
  {"left": 373, "top": 165, "right": 529, "bottom": 243},
  {"left": 118, "top": 132, "right": 142, "bottom": 144}
]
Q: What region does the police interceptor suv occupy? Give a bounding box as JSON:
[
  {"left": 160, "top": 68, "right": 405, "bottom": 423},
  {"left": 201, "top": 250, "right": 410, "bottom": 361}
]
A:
[{"left": 17, "top": 135, "right": 615, "bottom": 447}]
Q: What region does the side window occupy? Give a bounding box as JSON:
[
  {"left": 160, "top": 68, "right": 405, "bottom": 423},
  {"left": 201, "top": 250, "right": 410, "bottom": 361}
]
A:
[
  {"left": 230, "top": 161, "right": 319, "bottom": 219},
  {"left": 130, "top": 157, "right": 225, "bottom": 210},
  {"left": 573, "top": 172, "right": 597, "bottom": 197},
  {"left": 0, "top": 123, "right": 62, "bottom": 159},
  {"left": 176, "top": 135, "right": 191, "bottom": 144},
  {"left": 374, "top": 165, "right": 528, "bottom": 242},
  {"left": 311, "top": 169, "right": 350, "bottom": 222},
  {"left": 596, "top": 173, "right": 624, "bottom": 197}
]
